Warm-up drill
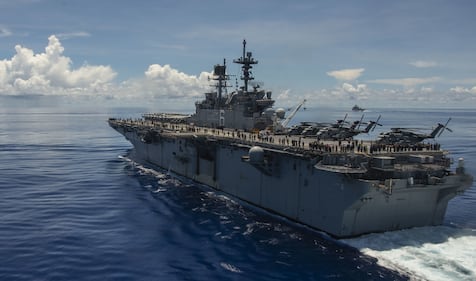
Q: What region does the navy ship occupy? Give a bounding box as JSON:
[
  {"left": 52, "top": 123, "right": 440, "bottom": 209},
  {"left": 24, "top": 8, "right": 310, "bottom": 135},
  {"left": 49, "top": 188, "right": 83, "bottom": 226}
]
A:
[
  {"left": 109, "top": 40, "right": 472, "bottom": 238},
  {"left": 352, "top": 104, "right": 365, "bottom": 112}
]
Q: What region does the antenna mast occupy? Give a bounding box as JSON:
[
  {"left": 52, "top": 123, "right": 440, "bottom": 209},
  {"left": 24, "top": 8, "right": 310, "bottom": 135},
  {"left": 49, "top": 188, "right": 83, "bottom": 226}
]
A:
[
  {"left": 212, "top": 58, "right": 229, "bottom": 110},
  {"left": 233, "top": 39, "right": 258, "bottom": 92}
]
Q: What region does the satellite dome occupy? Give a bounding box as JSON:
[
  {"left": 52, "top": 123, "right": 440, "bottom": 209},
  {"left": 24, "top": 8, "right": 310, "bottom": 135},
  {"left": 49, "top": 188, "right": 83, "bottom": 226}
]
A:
[
  {"left": 249, "top": 146, "right": 264, "bottom": 163},
  {"left": 275, "top": 108, "right": 286, "bottom": 119},
  {"left": 263, "top": 108, "right": 275, "bottom": 117}
]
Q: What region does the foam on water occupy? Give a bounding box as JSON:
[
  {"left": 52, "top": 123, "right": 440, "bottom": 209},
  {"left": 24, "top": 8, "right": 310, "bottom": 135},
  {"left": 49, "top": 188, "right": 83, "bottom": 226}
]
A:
[
  {"left": 219, "top": 262, "right": 243, "bottom": 273},
  {"left": 342, "top": 226, "right": 476, "bottom": 281}
]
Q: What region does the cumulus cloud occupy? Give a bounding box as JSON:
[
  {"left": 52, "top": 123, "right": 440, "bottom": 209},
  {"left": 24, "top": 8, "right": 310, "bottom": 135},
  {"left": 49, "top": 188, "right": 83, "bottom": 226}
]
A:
[
  {"left": 142, "top": 64, "right": 210, "bottom": 97},
  {"left": 409, "top": 60, "right": 437, "bottom": 68},
  {"left": 327, "top": 68, "right": 365, "bottom": 81},
  {"left": 113, "top": 64, "right": 211, "bottom": 103},
  {"left": 0, "top": 35, "right": 219, "bottom": 109},
  {"left": 271, "top": 82, "right": 475, "bottom": 109},
  {"left": 420, "top": 86, "right": 434, "bottom": 94},
  {"left": 282, "top": 82, "right": 370, "bottom": 108},
  {"left": 0, "top": 35, "right": 116, "bottom": 95},
  {"left": 342, "top": 82, "right": 367, "bottom": 94},
  {"left": 450, "top": 86, "right": 476, "bottom": 95}
]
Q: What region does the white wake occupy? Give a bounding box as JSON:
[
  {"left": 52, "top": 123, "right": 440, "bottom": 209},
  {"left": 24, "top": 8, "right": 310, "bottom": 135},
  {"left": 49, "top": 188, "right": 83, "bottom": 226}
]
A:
[{"left": 342, "top": 226, "right": 476, "bottom": 281}]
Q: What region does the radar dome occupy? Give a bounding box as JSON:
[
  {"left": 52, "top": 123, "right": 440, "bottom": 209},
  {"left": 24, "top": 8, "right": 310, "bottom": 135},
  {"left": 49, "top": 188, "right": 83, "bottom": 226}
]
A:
[
  {"left": 263, "top": 108, "right": 275, "bottom": 118},
  {"left": 249, "top": 146, "right": 264, "bottom": 163},
  {"left": 275, "top": 108, "right": 286, "bottom": 119}
]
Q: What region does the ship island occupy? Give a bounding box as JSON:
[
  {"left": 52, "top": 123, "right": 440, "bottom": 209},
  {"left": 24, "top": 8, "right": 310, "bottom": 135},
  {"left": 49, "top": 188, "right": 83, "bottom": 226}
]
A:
[{"left": 109, "top": 40, "right": 473, "bottom": 238}]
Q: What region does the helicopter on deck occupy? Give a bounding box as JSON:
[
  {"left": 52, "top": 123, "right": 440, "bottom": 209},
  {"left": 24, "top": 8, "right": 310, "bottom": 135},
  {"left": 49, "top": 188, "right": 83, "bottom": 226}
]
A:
[
  {"left": 377, "top": 118, "right": 452, "bottom": 145},
  {"left": 316, "top": 114, "right": 382, "bottom": 140}
]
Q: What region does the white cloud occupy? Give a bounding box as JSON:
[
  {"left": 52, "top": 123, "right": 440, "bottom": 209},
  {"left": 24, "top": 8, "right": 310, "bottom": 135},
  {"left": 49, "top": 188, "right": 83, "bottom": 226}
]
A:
[
  {"left": 0, "top": 35, "right": 116, "bottom": 95},
  {"left": 450, "top": 86, "right": 476, "bottom": 95},
  {"left": 342, "top": 82, "right": 367, "bottom": 94},
  {"left": 253, "top": 82, "right": 475, "bottom": 109},
  {"left": 56, "top": 31, "right": 91, "bottom": 40},
  {"left": 0, "top": 35, "right": 217, "bottom": 108},
  {"left": 367, "top": 77, "right": 440, "bottom": 87},
  {"left": 0, "top": 26, "right": 12, "bottom": 37},
  {"left": 112, "top": 64, "right": 211, "bottom": 104},
  {"left": 144, "top": 64, "right": 208, "bottom": 85},
  {"left": 276, "top": 89, "right": 291, "bottom": 101},
  {"left": 140, "top": 63, "right": 210, "bottom": 98},
  {"left": 420, "top": 86, "right": 433, "bottom": 93},
  {"left": 327, "top": 68, "right": 365, "bottom": 81},
  {"left": 410, "top": 60, "right": 437, "bottom": 68},
  {"left": 277, "top": 83, "right": 370, "bottom": 108},
  {"left": 286, "top": 83, "right": 476, "bottom": 109}
]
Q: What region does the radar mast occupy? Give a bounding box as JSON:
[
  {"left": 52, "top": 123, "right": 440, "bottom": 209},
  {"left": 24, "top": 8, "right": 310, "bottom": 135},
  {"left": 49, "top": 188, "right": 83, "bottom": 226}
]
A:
[
  {"left": 233, "top": 39, "right": 258, "bottom": 92},
  {"left": 211, "top": 58, "right": 229, "bottom": 110}
]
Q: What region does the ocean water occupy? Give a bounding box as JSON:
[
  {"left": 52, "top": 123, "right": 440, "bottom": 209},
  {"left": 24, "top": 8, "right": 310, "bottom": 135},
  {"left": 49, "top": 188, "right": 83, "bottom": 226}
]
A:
[{"left": 0, "top": 102, "right": 475, "bottom": 281}]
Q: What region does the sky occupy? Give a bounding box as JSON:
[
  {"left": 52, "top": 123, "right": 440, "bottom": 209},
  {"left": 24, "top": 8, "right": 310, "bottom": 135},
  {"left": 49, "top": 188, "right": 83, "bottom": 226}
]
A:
[{"left": 1, "top": 0, "right": 476, "bottom": 110}]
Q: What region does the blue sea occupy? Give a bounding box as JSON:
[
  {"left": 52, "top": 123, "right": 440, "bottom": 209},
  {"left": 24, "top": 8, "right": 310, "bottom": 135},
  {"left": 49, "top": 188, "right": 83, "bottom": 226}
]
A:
[{"left": 1, "top": 100, "right": 475, "bottom": 281}]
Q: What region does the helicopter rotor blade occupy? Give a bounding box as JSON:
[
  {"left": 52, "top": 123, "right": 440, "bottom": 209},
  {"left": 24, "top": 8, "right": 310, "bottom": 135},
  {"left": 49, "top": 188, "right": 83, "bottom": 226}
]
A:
[
  {"left": 356, "top": 114, "right": 365, "bottom": 130},
  {"left": 371, "top": 115, "right": 382, "bottom": 132},
  {"left": 437, "top": 117, "right": 452, "bottom": 137},
  {"left": 338, "top": 114, "right": 348, "bottom": 128}
]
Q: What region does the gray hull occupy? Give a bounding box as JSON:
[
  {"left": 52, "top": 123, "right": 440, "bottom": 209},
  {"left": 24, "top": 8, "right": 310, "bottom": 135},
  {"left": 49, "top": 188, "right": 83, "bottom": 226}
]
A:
[{"left": 112, "top": 124, "right": 471, "bottom": 238}]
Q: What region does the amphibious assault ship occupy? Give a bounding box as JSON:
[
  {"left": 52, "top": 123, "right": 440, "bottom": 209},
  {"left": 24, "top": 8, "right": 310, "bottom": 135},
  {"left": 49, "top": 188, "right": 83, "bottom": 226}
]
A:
[{"left": 109, "top": 40, "right": 472, "bottom": 238}]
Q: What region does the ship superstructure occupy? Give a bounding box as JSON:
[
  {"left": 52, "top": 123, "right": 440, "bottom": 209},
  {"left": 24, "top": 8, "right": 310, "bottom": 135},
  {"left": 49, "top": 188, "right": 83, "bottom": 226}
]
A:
[
  {"left": 109, "top": 41, "right": 472, "bottom": 238},
  {"left": 190, "top": 40, "right": 275, "bottom": 131}
]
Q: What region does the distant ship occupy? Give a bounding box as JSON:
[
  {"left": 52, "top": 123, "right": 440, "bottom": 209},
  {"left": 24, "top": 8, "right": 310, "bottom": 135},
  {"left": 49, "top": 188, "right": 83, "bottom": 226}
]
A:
[
  {"left": 109, "top": 40, "right": 472, "bottom": 238},
  {"left": 352, "top": 105, "right": 365, "bottom": 111}
]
